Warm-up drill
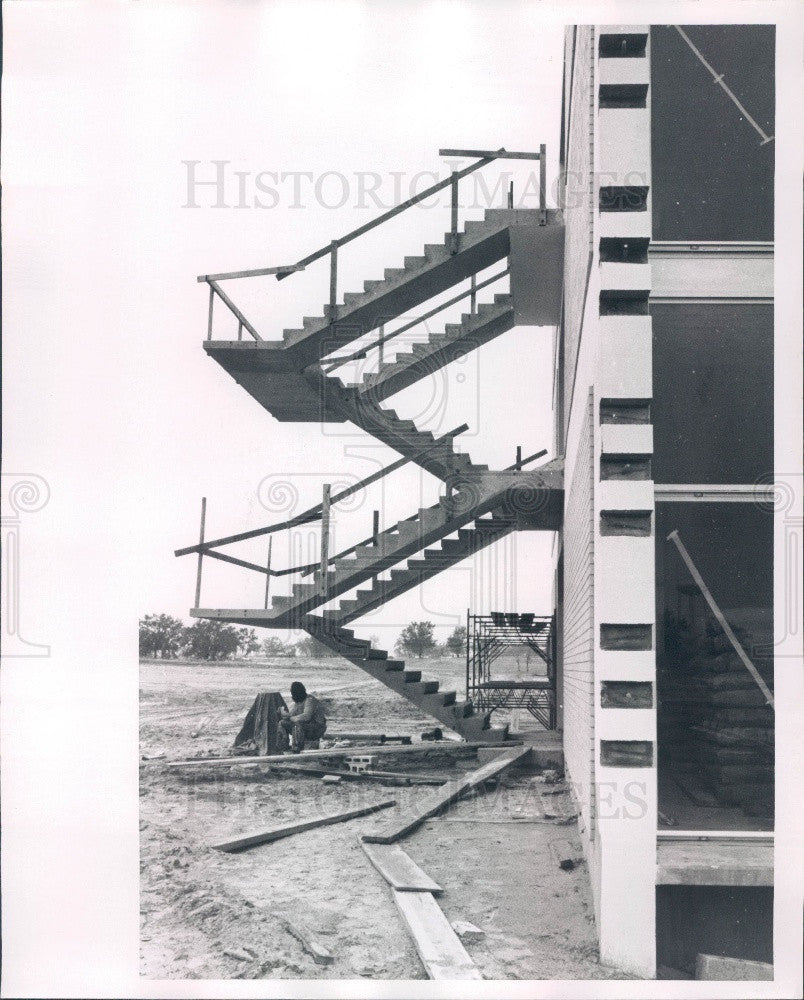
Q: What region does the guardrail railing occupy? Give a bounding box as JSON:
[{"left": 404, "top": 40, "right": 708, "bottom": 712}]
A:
[{"left": 198, "top": 146, "right": 546, "bottom": 344}]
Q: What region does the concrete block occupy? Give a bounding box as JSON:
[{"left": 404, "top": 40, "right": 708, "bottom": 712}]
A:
[{"left": 695, "top": 953, "right": 773, "bottom": 981}]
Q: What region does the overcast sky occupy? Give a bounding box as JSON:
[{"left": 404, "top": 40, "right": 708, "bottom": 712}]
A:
[{"left": 4, "top": 0, "right": 566, "bottom": 649}]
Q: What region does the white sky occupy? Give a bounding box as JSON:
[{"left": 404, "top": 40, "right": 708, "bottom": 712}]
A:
[{"left": 3, "top": 0, "right": 566, "bottom": 649}]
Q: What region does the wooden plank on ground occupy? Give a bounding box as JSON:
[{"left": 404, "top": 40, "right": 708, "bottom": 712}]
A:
[
  {"left": 360, "top": 839, "right": 444, "bottom": 894},
  {"left": 167, "top": 740, "right": 514, "bottom": 769},
  {"left": 392, "top": 890, "right": 482, "bottom": 980},
  {"left": 695, "top": 953, "right": 773, "bottom": 981},
  {"left": 269, "top": 762, "right": 448, "bottom": 786},
  {"left": 211, "top": 798, "right": 396, "bottom": 853},
  {"left": 362, "top": 746, "right": 531, "bottom": 844},
  {"left": 277, "top": 917, "right": 334, "bottom": 966}
]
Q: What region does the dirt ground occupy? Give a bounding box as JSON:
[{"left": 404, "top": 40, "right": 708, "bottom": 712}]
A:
[{"left": 140, "top": 656, "right": 628, "bottom": 981}]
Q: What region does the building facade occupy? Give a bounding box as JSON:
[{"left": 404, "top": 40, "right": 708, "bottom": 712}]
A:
[{"left": 556, "top": 24, "right": 774, "bottom": 977}]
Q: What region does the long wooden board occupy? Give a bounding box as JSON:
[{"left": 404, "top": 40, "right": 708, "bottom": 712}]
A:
[
  {"left": 392, "top": 890, "right": 482, "bottom": 980},
  {"left": 362, "top": 745, "right": 531, "bottom": 844},
  {"left": 360, "top": 840, "right": 443, "bottom": 894},
  {"left": 269, "top": 763, "right": 448, "bottom": 786},
  {"left": 167, "top": 740, "right": 515, "bottom": 769},
  {"left": 211, "top": 798, "right": 396, "bottom": 853}
]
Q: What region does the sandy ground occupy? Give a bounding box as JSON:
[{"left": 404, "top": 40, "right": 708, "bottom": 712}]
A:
[{"left": 140, "top": 656, "right": 628, "bottom": 981}]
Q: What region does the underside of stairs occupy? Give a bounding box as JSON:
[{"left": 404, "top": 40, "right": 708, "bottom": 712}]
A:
[
  {"left": 201, "top": 208, "right": 561, "bottom": 422},
  {"left": 303, "top": 617, "right": 510, "bottom": 743}
]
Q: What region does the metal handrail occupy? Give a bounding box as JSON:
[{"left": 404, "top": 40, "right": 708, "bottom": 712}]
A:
[
  {"left": 200, "top": 145, "right": 545, "bottom": 343},
  {"left": 175, "top": 423, "right": 469, "bottom": 558},
  {"left": 504, "top": 448, "right": 548, "bottom": 471},
  {"left": 321, "top": 266, "right": 511, "bottom": 374}
]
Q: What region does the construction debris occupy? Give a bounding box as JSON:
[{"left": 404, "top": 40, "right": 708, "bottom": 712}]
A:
[
  {"left": 167, "top": 740, "right": 512, "bottom": 770},
  {"left": 277, "top": 917, "right": 334, "bottom": 966},
  {"left": 451, "top": 920, "right": 485, "bottom": 944},
  {"left": 211, "top": 798, "right": 396, "bottom": 853},
  {"left": 695, "top": 953, "right": 773, "bottom": 981},
  {"left": 550, "top": 839, "right": 584, "bottom": 871},
  {"left": 269, "top": 762, "right": 448, "bottom": 786},
  {"left": 363, "top": 746, "right": 531, "bottom": 844},
  {"left": 360, "top": 840, "right": 443, "bottom": 894}
]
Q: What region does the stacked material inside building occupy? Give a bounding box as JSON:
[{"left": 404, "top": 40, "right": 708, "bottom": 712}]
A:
[{"left": 659, "top": 608, "right": 774, "bottom": 818}]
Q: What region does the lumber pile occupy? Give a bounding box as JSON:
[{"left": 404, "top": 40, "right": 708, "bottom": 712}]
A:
[{"left": 660, "top": 609, "right": 774, "bottom": 817}]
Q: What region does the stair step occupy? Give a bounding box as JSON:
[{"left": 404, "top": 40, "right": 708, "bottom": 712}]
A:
[
  {"left": 494, "top": 293, "right": 512, "bottom": 305},
  {"left": 403, "top": 255, "right": 426, "bottom": 269},
  {"left": 408, "top": 680, "right": 440, "bottom": 696},
  {"left": 383, "top": 660, "right": 404, "bottom": 672},
  {"left": 383, "top": 268, "right": 405, "bottom": 281},
  {"left": 367, "top": 648, "right": 388, "bottom": 660},
  {"left": 402, "top": 670, "right": 422, "bottom": 683}
]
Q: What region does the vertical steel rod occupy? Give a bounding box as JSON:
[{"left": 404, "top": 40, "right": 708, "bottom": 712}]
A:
[
  {"left": 378, "top": 325, "right": 384, "bottom": 369},
  {"left": 516, "top": 445, "right": 522, "bottom": 470},
  {"left": 470, "top": 274, "right": 476, "bottom": 315},
  {"left": 194, "top": 497, "right": 207, "bottom": 607},
  {"left": 465, "top": 608, "right": 470, "bottom": 700},
  {"left": 667, "top": 529, "right": 774, "bottom": 707},
  {"left": 263, "top": 536, "right": 273, "bottom": 610},
  {"left": 207, "top": 285, "right": 214, "bottom": 340},
  {"left": 329, "top": 242, "right": 338, "bottom": 323},
  {"left": 450, "top": 173, "right": 459, "bottom": 254},
  {"left": 539, "top": 143, "right": 547, "bottom": 225},
  {"left": 508, "top": 181, "right": 514, "bottom": 209},
  {"left": 320, "top": 483, "right": 331, "bottom": 596},
  {"left": 372, "top": 509, "right": 380, "bottom": 546}
]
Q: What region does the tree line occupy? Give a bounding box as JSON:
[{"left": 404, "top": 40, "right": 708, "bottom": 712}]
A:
[{"left": 139, "top": 614, "right": 467, "bottom": 662}]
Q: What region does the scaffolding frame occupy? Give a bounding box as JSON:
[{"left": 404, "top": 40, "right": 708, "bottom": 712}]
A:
[{"left": 466, "top": 611, "right": 557, "bottom": 729}]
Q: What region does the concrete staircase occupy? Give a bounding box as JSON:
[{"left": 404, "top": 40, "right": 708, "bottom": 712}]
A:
[
  {"left": 323, "top": 512, "right": 516, "bottom": 626},
  {"left": 357, "top": 294, "right": 515, "bottom": 403},
  {"left": 304, "top": 617, "right": 510, "bottom": 742},
  {"left": 188, "top": 195, "right": 564, "bottom": 742}
]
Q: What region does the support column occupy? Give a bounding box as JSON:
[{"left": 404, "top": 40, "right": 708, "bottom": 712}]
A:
[{"left": 592, "top": 23, "right": 656, "bottom": 978}]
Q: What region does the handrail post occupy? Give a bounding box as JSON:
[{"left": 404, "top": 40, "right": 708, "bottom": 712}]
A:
[
  {"left": 539, "top": 143, "right": 547, "bottom": 225},
  {"left": 450, "top": 172, "right": 459, "bottom": 255},
  {"left": 320, "top": 483, "right": 331, "bottom": 596},
  {"left": 237, "top": 320, "right": 243, "bottom": 341},
  {"left": 194, "top": 497, "right": 207, "bottom": 607},
  {"left": 207, "top": 284, "right": 214, "bottom": 341},
  {"left": 263, "top": 536, "right": 272, "bottom": 609},
  {"left": 329, "top": 241, "right": 338, "bottom": 324},
  {"left": 508, "top": 181, "right": 514, "bottom": 209},
  {"left": 515, "top": 445, "right": 522, "bottom": 470},
  {"left": 372, "top": 509, "right": 380, "bottom": 546},
  {"left": 470, "top": 274, "right": 476, "bottom": 315}
]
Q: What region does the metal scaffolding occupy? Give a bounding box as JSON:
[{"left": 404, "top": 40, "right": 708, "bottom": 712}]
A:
[{"left": 466, "top": 611, "right": 557, "bottom": 729}]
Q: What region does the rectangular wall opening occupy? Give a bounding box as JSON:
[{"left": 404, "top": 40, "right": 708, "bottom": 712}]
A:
[{"left": 655, "top": 502, "right": 773, "bottom": 831}]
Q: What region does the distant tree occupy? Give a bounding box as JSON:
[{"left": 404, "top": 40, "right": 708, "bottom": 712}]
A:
[
  {"left": 395, "top": 621, "right": 437, "bottom": 659},
  {"left": 238, "top": 627, "right": 261, "bottom": 657},
  {"left": 182, "top": 620, "right": 241, "bottom": 661},
  {"left": 139, "top": 614, "right": 185, "bottom": 659},
  {"left": 446, "top": 625, "right": 467, "bottom": 658},
  {"left": 263, "top": 636, "right": 292, "bottom": 658},
  {"left": 295, "top": 635, "right": 336, "bottom": 658}
]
